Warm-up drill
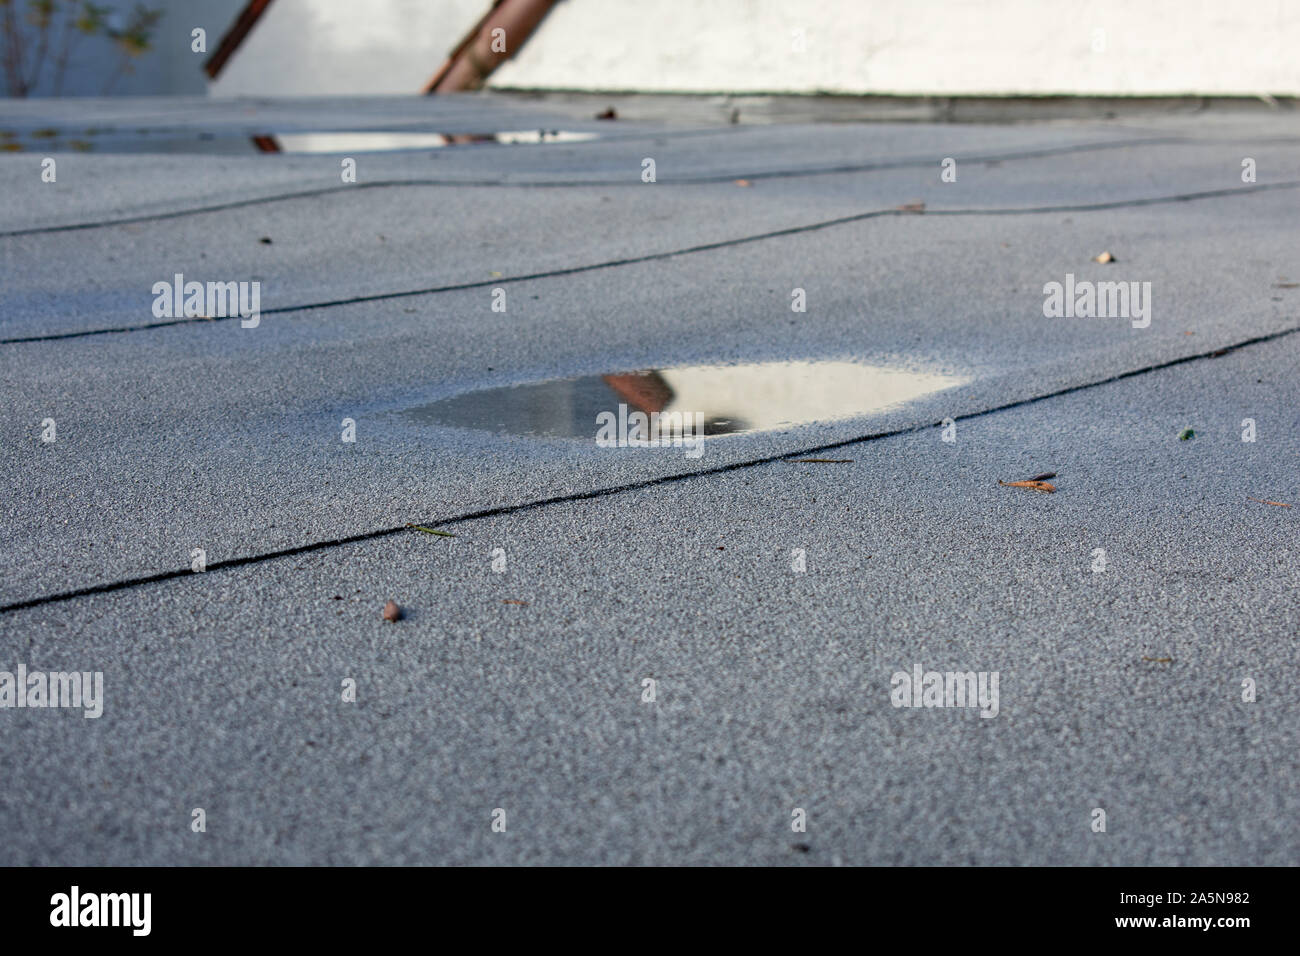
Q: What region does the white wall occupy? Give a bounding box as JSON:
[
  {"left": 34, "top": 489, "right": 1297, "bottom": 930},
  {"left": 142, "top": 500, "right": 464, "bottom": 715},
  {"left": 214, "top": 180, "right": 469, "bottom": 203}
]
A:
[
  {"left": 491, "top": 0, "right": 1300, "bottom": 96},
  {"left": 210, "top": 0, "right": 485, "bottom": 97},
  {"left": 207, "top": 0, "right": 1300, "bottom": 98}
]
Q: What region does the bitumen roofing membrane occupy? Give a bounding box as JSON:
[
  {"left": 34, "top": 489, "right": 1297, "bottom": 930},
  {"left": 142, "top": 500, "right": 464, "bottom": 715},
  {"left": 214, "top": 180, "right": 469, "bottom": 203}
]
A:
[{"left": 0, "top": 92, "right": 1296, "bottom": 864}]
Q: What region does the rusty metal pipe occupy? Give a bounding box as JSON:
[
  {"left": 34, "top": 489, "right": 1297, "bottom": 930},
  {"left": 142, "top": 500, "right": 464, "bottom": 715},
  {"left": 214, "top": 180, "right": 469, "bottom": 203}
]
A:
[
  {"left": 426, "top": 0, "right": 557, "bottom": 94},
  {"left": 205, "top": 0, "right": 277, "bottom": 80}
]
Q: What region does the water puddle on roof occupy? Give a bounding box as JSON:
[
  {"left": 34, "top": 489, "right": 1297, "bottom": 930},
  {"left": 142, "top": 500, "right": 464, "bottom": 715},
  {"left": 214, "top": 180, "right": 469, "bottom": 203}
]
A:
[
  {"left": 272, "top": 130, "right": 598, "bottom": 152},
  {"left": 403, "top": 361, "right": 967, "bottom": 439},
  {"left": 0, "top": 128, "right": 597, "bottom": 154}
]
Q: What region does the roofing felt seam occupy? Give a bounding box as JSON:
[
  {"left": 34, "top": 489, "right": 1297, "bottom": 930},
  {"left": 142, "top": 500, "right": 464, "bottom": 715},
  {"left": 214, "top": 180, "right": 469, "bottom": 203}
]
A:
[
  {"left": 0, "top": 135, "right": 1189, "bottom": 239},
  {"left": 3, "top": 322, "right": 1294, "bottom": 616},
  {"left": 3, "top": 179, "right": 1298, "bottom": 347}
]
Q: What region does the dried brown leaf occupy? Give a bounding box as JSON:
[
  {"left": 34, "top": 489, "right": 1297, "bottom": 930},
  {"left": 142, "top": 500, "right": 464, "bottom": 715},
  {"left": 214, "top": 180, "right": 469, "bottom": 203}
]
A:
[{"left": 998, "top": 479, "right": 1056, "bottom": 493}]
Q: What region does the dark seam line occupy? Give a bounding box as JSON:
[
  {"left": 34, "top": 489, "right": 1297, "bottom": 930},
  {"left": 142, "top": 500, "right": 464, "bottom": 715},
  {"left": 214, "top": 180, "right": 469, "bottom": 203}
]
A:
[
  {"left": 4, "top": 179, "right": 1297, "bottom": 347},
  {"left": 925, "top": 180, "right": 1300, "bottom": 214},
  {"left": 0, "top": 527, "right": 410, "bottom": 613},
  {"left": 0, "top": 136, "right": 1182, "bottom": 238},
  {"left": 5, "top": 176, "right": 1294, "bottom": 348},
  {"left": 2, "top": 324, "right": 1295, "bottom": 615}
]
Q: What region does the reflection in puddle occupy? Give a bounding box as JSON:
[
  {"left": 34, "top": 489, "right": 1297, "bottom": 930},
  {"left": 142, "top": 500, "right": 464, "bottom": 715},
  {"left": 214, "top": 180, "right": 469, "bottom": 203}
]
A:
[
  {"left": 269, "top": 129, "right": 598, "bottom": 152},
  {"left": 0, "top": 128, "right": 597, "bottom": 154},
  {"left": 403, "top": 361, "right": 967, "bottom": 440}
]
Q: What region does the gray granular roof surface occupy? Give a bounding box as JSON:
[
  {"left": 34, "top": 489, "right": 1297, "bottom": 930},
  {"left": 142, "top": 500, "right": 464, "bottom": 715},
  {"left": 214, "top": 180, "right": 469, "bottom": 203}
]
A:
[{"left": 0, "top": 93, "right": 1296, "bottom": 865}]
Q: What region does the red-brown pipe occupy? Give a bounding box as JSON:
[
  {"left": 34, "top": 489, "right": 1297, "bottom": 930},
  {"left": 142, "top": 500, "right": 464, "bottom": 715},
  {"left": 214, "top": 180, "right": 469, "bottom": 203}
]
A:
[
  {"left": 205, "top": 0, "right": 277, "bottom": 80},
  {"left": 426, "top": 0, "right": 557, "bottom": 94}
]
